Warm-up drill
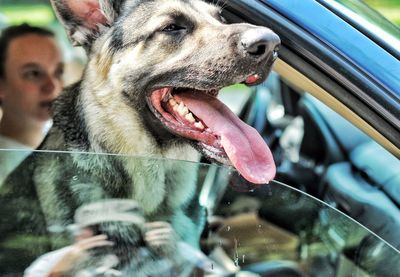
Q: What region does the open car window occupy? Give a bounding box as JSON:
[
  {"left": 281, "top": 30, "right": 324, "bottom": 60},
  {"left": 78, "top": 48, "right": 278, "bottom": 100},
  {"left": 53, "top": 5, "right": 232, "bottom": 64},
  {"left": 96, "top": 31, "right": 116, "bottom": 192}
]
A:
[{"left": 218, "top": 62, "right": 400, "bottom": 264}]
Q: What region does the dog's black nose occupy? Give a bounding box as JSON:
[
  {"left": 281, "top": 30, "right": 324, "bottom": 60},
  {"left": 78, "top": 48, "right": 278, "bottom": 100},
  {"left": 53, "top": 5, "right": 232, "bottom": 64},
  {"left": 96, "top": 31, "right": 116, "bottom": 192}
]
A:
[{"left": 241, "top": 28, "right": 280, "bottom": 59}]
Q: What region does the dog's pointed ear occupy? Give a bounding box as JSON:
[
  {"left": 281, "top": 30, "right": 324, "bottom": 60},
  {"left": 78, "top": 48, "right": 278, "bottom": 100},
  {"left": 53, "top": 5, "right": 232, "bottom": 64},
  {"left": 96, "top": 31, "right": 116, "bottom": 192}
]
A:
[{"left": 50, "top": 0, "right": 122, "bottom": 49}]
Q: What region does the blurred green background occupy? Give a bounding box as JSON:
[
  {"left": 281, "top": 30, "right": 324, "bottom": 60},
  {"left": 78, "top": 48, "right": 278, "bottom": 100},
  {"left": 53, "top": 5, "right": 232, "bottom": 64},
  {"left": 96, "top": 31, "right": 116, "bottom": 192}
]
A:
[
  {"left": 364, "top": 0, "right": 400, "bottom": 25},
  {"left": 0, "top": 0, "right": 399, "bottom": 28}
]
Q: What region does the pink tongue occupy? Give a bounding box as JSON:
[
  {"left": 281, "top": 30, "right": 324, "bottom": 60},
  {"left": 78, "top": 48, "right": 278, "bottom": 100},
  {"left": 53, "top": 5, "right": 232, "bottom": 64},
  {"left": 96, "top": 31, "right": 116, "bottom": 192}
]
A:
[{"left": 175, "top": 92, "right": 276, "bottom": 184}]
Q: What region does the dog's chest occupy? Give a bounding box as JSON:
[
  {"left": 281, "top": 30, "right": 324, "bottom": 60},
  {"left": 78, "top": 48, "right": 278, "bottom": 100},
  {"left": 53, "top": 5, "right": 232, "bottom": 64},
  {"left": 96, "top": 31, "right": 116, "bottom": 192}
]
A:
[{"left": 121, "top": 156, "right": 198, "bottom": 215}]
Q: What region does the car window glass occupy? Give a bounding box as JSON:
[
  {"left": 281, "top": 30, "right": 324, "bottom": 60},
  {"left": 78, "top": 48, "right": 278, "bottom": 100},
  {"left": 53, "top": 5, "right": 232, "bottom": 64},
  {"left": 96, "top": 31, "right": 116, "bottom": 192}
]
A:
[{"left": 0, "top": 150, "right": 399, "bottom": 275}]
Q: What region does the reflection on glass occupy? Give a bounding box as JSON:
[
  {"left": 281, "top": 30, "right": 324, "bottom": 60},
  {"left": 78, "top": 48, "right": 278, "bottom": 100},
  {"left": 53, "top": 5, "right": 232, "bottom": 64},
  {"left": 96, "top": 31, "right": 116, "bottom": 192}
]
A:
[{"left": 0, "top": 150, "right": 399, "bottom": 276}]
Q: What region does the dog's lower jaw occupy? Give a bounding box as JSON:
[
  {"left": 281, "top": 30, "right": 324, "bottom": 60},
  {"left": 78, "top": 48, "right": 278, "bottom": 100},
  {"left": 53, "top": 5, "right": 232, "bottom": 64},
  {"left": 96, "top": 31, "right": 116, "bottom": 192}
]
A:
[{"left": 198, "top": 142, "right": 230, "bottom": 165}]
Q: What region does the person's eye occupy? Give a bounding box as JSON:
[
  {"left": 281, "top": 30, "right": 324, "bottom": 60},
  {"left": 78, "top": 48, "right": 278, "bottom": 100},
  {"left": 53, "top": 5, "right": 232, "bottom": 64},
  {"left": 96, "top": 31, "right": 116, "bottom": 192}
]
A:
[
  {"left": 23, "top": 69, "right": 43, "bottom": 80},
  {"left": 55, "top": 68, "right": 64, "bottom": 80}
]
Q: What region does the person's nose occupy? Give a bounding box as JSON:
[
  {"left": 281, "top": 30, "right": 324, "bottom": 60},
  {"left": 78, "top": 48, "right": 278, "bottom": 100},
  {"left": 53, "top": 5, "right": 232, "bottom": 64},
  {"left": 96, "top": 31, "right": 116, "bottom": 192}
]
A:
[{"left": 41, "top": 75, "right": 61, "bottom": 96}]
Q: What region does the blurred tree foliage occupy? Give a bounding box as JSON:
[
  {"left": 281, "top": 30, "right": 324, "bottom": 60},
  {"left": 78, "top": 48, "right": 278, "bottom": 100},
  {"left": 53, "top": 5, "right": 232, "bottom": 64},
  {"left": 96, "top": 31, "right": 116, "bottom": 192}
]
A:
[
  {"left": 0, "top": 0, "right": 48, "bottom": 3},
  {"left": 0, "top": 0, "right": 399, "bottom": 25},
  {"left": 364, "top": 0, "right": 400, "bottom": 25},
  {"left": 364, "top": 0, "right": 399, "bottom": 5}
]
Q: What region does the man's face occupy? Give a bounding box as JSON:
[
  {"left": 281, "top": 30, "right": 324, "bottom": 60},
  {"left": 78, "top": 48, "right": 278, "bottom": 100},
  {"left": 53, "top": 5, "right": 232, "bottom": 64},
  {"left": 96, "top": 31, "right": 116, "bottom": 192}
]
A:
[{"left": 0, "top": 34, "right": 64, "bottom": 122}]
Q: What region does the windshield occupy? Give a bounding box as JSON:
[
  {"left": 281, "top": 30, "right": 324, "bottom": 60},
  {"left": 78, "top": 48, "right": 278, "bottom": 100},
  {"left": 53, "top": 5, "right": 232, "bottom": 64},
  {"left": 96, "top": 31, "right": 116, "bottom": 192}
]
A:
[{"left": 0, "top": 150, "right": 399, "bottom": 276}]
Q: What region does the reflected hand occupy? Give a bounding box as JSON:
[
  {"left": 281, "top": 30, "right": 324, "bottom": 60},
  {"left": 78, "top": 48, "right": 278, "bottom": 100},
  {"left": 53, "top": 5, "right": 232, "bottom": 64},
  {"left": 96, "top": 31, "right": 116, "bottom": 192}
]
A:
[
  {"left": 144, "top": 221, "right": 177, "bottom": 255},
  {"left": 49, "top": 234, "right": 114, "bottom": 277}
]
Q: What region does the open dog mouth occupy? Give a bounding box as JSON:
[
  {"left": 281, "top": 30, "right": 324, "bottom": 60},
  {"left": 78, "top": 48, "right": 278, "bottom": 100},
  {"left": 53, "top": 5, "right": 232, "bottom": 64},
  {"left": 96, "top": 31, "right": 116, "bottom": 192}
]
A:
[{"left": 148, "top": 74, "right": 276, "bottom": 184}]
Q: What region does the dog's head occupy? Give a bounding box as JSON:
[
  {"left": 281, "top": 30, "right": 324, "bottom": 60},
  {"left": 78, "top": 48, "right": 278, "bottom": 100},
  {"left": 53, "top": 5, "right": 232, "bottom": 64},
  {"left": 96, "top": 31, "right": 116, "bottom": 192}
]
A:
[{"left": 51, "top": 0, "right": 279, "bottom": 184}]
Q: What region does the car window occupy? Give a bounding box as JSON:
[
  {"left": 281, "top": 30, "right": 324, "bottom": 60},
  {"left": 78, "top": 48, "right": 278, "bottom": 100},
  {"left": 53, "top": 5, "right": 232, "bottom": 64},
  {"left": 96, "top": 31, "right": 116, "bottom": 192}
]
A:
[
  {"left": 0, "top": 149, "right": 399, "bottom": 275},
  {"left": 220, "top": 67, "right": 400, "bottom": 243}
]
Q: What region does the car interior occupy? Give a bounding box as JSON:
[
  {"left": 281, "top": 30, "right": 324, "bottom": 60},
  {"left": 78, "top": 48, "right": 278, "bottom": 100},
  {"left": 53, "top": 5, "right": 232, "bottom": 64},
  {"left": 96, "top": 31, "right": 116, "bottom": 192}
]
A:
[{"left": 201, "top": 59, "right": 400, "bottom": 275}]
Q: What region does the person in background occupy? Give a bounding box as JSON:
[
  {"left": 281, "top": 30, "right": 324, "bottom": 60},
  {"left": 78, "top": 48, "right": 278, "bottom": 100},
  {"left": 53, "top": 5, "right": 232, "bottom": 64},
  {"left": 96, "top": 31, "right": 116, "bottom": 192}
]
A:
[{"left": 0, "top": 24, "right": 64, "bottom": 183}]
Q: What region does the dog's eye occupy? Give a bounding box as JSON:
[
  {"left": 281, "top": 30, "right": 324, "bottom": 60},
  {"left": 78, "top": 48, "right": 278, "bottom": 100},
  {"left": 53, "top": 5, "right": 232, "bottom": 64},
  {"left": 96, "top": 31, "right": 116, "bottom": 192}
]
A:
[{"left": 162, "top": 24, "right": 185, "bottom": 32}]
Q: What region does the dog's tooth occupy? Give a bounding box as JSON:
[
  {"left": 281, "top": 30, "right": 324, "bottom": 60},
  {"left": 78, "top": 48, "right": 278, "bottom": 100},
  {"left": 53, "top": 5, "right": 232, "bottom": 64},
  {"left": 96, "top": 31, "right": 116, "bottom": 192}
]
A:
[
  {"left": 178, "top": 102, "right": 188, "bottom": 116},
  {"left": 169, "top": 98, "right": 177, "bottom": 106},
  {"left": 194, "top": 121, "right": 204, "bottom": 130},
  {"left": 185, "top": 113, "right": 195, "bottom": 123},
  {"left": 178, "top": 102, "right": 184, "bottom": 111}
]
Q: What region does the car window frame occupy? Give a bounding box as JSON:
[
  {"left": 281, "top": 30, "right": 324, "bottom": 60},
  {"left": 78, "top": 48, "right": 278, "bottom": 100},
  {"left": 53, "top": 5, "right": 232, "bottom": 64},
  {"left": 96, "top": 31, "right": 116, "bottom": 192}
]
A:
[
  {"left": 317, "top": 0, "right": 400, "bottom": 60},
  {"left": 216, "top": 0, "right": 400, "bottom": 156}
]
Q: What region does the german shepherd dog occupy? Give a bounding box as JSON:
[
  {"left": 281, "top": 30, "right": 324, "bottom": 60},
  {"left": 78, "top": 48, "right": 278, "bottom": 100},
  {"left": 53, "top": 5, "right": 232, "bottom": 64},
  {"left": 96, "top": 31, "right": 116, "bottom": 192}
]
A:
[{"left": 0, "top": 0, "right": 279, "bottom": 273}]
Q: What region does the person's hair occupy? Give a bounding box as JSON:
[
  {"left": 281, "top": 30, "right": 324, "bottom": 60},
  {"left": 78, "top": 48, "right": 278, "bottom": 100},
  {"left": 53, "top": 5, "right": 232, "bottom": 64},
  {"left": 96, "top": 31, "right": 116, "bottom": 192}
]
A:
[{"left": 0, "top": 23, "right": 55, "bottom": 79}]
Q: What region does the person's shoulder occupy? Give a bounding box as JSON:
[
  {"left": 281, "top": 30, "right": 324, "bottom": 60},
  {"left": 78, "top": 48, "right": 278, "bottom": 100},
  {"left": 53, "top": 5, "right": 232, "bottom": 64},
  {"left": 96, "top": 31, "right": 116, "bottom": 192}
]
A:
[
  {"left": 0, "top": 135, "right": 33, "bottom": 185},
  {"left": 0, "top": 135, "right": 31, "bottom": 149}
]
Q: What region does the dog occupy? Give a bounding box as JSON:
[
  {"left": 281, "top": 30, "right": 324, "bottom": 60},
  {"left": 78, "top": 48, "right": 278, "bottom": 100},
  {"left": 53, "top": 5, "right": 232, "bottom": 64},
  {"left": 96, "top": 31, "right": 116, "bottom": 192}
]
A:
[{"left": 0, "top": 0, "right": 279, "bottom": 273}]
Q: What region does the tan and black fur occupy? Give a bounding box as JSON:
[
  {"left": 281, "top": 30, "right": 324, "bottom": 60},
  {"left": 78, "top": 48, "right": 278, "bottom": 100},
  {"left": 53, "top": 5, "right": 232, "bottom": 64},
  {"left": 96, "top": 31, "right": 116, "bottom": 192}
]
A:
[{"left": 0, "top": 0, "right": 279, "bottom": 274}]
